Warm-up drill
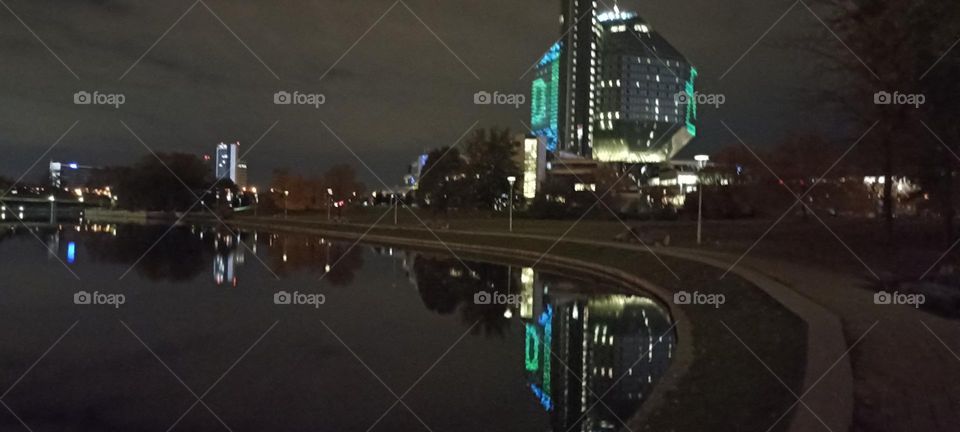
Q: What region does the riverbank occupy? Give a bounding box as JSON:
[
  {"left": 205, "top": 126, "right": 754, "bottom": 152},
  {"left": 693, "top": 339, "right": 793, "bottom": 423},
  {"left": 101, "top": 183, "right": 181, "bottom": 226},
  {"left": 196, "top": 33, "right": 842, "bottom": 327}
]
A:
[{"left": 214, "top": 215, "right": 813, "bottom": 432}]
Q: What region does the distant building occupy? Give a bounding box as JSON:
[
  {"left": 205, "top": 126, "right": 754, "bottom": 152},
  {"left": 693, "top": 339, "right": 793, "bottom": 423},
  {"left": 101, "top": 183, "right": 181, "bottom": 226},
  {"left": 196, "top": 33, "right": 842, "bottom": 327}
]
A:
[
  {"left": 236, "top": 161, "right": 248, "bottom": 188},
  {"left": 215, "top": 142, "right": 240, "bottom": 185},
  {"left": 522, "top": 136, "right": 547, "bottom": 200},
  {"left": 49, "top": 161, "right": 96, "bottom": 188},
  {"left": 402, "top": 154, "right": 429, "bottom": 189}
]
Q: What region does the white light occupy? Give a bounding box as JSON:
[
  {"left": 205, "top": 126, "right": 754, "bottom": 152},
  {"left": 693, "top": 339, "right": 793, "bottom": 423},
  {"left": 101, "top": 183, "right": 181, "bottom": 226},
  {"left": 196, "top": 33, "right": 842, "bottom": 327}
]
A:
[
  {"left": 694, "top": 155, "right": 710, "bottom": 162},
  {"left": 48, "top": 195, "right": 55, "bottom": 202},
  {"left": 507, "top": 176, "right": 517, "bottom": 183},
  {"left": 503, "top": 309, "right": 513, "bottom": 319}
]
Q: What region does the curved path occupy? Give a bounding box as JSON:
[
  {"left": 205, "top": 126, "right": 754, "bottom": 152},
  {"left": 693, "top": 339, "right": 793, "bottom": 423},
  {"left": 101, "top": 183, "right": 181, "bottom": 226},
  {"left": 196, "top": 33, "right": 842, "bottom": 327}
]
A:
[
  {"left": 226, "top": 217, "right": 859, "bottom": 432},
  {"left": 402, "top": 225, "right": 960, "bottom": 432}
]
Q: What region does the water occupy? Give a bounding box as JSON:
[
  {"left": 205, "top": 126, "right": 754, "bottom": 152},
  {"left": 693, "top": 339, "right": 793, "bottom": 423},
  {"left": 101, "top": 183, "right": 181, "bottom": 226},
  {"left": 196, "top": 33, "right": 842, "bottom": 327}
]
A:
[{"left": 0, "top": 223, "right": 675, "bottom": 432}]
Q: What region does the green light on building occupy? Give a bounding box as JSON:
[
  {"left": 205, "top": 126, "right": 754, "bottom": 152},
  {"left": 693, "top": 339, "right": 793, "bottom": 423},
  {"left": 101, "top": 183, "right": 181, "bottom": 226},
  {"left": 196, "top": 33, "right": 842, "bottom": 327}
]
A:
[{"left": 684, "top": 67, "right": 698, "bottom": 137}]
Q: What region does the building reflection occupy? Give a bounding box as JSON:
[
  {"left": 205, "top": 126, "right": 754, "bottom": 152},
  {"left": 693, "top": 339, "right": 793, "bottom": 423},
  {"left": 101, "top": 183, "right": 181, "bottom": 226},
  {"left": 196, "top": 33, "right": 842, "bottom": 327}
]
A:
[
  {"left": 401, "top": 251, "right": 676, "bottom": 431},
  {"left": 522, "top": 283, "right": 675, "bottom": 431},
  {"left": 211, "top": 230, "right": 247, "bottom": 287}
]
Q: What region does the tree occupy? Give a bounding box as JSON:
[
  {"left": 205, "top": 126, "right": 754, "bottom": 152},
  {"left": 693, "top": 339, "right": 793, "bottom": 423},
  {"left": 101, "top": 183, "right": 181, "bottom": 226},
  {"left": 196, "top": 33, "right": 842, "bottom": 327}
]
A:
[
  {"left": 463, "top": 128, "right": 521, "bottom": 210},
  {"left": 417, "top": 146, "right": 470, "bottom": 214},
  {"left": 805, "top": 0, "right": 924, "bottom": 239},
  {"left": 808, "top": 0, "right": 960, "bottom": 244},
  {"left": 912, "top": 1, "right": 960, "bottom": 244},
  {"left": 321, "top": 164, "right": 365, "bottom": 207},
  {"left": 114, "top": 153, "right": 212, "bottom": 211}
]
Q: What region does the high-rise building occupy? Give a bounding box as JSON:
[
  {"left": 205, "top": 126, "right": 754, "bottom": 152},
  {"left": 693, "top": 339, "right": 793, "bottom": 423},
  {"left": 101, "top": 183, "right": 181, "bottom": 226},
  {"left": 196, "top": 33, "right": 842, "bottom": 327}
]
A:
[
  {"left": 542, "top": 3, "right": 696, "bottom": 163},
  {"left": 236, "top": 161, "right": 248, "bottom": 188},
  {"left": 558, "top": 0, "right": 600, "bottom": 157},
  {"left": 593, "top": 11, "right": 696, "bottom": 163},
  {"left": 215, "top": 142, "right": 240, "bottom": 184},
  {"left": 531, "top": 42, "right": 562, "bottom": 152}
]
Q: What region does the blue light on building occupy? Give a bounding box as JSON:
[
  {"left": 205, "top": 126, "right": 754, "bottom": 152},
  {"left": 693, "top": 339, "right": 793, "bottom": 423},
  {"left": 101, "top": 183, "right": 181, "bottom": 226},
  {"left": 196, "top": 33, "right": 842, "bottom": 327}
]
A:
[{"left": 531, "top": 42, "right": 562, "bottom": 152}]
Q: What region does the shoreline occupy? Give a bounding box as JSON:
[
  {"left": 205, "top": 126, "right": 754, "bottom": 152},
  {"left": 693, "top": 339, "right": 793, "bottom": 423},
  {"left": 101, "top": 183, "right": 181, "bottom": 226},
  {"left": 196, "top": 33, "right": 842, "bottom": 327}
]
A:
[{"left": 216, "top": 215, "right": 829, "bottom": 432}]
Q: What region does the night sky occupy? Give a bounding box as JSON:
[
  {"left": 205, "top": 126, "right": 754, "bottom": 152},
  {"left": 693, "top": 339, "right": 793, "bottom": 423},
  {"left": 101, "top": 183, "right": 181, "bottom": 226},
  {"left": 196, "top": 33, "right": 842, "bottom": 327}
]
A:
[{"left": 0, "top": 0, "right": 830, "bottom": 187}]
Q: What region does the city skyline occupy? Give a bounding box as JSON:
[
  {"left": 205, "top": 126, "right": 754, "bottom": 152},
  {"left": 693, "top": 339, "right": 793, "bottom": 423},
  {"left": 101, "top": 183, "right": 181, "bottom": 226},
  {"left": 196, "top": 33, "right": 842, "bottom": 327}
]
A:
[{"left": 2, "top": 0, "right": 829, "bottom": 186}]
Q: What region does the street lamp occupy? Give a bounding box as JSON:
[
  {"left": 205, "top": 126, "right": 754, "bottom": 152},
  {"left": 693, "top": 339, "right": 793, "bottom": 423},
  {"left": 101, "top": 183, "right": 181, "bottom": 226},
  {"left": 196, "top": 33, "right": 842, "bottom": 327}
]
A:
[
  {"left": 694, "top": 155, "right": 710, "bottom": 245},
  {"left": 326, "top": 188, "right": 334, "bottom": 222},
  {"left": 283, "top": 190, "right": 289, "bottom": 219},
  {"left": 251, "top": 187, "right": 259, "bottom": 216},
  {"left": 506, "top": 176, "right": 517, "bottom": 233},
  {"left": 48, "top": 195, "right": 56, "bottom": 224}
]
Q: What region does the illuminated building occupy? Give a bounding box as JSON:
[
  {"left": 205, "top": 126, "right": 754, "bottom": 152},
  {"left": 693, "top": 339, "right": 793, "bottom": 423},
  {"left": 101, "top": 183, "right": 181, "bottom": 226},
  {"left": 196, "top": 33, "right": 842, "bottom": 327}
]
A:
[
  {"left": 215, "top": 142, "right": 240, "bottom": 184},
  {"left": 236, "top": 161, "right": 248, "bottom": 188},
  {"left": 593, "top": 11, "right": 696, "bottom": 163},
  {"left": 543, "top": 3, "right": 696, "bottom": 163},
  {"left": 403, "top": 154, "right": 429, "bottom": 189},
  {"left": 558, "top": 0, "right": 599, "bottom": 157},
  {"left": 49, "top": 161, "right": 96, "bottom": 188},
  {"left": 531, "top": 42, "right": 562, "bottom": 152},
  {"left": 523, "top": 136, "right": 547, "bottom": 200},
  {"left": 520, "top": 269, "right": 676, "bottom": 431}
]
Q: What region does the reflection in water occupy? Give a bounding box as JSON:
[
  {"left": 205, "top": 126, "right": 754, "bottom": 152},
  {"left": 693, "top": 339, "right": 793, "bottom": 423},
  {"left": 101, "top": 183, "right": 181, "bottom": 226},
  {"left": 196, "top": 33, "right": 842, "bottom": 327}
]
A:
[
  {"left": 28, "top": 223, "right": 366, "bottom": 286},
  {"left": 5, "top": 224, "right": 674, "bottom": 431},
  {"left": 391, "top": 250, "right": 676, "bottom": 431}
]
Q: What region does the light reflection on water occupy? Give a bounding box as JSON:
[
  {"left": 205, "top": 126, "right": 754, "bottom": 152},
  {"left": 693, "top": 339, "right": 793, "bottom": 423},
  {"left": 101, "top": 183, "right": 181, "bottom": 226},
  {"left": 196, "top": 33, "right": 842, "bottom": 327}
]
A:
[{"left": 0, "top": 223, "right": 675, "bottom": 432}]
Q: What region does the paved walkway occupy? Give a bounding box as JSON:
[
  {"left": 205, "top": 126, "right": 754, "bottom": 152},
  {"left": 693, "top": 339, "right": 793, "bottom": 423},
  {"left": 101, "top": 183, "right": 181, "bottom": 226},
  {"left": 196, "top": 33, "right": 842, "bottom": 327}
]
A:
[
  {"left": 701, "top": 253, "right": 960, "bottom": 432},
  {"left": 390, "top": 225, "right": 960, "bottom": 431}
]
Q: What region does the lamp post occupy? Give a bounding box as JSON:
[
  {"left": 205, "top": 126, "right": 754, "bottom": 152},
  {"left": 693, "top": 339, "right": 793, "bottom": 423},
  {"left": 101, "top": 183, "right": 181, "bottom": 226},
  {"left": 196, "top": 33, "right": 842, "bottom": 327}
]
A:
[
  {"left": 283, "top": 190, "right": 289, "bottom": 219},
  {"left": 507, "top": 176, "right": 517, "bottom": 233},
  {"left": 251, "top": 187, "right": 259, "bottom": 216},
  {"left": 48, "top": 195, "right": 56, "bottom": 224},
  {"left": 694, "top": 155, "right": 710, "bottom": 245},
  {"left": 326, "top": 188, "right": 333, "bottom": 222}
]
